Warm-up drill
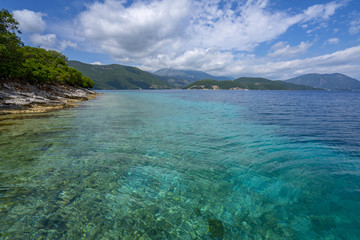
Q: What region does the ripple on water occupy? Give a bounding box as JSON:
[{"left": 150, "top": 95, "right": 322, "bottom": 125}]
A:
[{"left": 1, "top": 90, "right": 360, "bottom": 239}]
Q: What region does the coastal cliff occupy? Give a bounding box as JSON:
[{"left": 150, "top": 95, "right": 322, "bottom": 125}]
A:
[{"left": 0, "top": 80, "right": 96, "bottom": 115}]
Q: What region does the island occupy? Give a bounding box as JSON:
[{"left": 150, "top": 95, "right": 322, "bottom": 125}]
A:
[{"left": 184, "top": 78, "right": 319, "bottom": 90}]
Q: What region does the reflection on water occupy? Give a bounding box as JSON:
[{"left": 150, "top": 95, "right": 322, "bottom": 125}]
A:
[{"left": 1, "top": 90, "right": 360, "bottom": 239}]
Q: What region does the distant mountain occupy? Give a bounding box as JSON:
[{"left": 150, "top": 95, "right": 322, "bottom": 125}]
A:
[
  {"left": 68, "top": 61, "right": 171, "bottom": 90},
  {"left": 154, "top": 75, "right": 193, "bottom": 88},
  {"left": 185, "top": 77, "right": 319, "bottom": 90},
  {"left": 285, "top": 73, "right": 360, "bottom": 90},
  {"left": 153, "top": 68, "right": 230, "bottom": 87}
]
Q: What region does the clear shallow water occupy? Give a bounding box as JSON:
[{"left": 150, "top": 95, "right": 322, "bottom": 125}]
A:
[{"left": 1, "top": 90, "right": 360, "bottom": 239}]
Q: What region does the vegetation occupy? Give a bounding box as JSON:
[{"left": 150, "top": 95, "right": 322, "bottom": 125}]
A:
[
  {"left": 154, "top": 68, "right": 230, "bottom": 88},
  {"left": 0, "top": 9, "right": 93, "bottom": 88},
  {"left": 0, "top": 9, "right": 23, "bottom": 79},
  {"left": 234, "top": 77, "right": 319, "bottom": 90},
  {"left": 185, "top": 77, "right": 320, "bottom": 90},
  {"left": 68, "top": 60, "right": 171, "bottom": 90},
  {"left": 285, "top": 73, "right": 360, "bottom": 90}
]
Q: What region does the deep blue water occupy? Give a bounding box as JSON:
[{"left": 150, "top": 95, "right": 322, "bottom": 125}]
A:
[{"left": 1, "top": 90, "right": 359, "bottom": 239}]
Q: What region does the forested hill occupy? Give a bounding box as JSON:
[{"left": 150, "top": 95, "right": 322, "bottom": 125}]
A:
[
  {"left": 185, "top": 77, "right": 320, "bottom": 90},
  {"left": 285, "top": 73, "right": 360, "bottom": 90},
  {"left": 68, "top": 61, "right": 171, "bottom": 90},
  {"left": 153, "top": 68, "right": 230, "bottom": 88}
]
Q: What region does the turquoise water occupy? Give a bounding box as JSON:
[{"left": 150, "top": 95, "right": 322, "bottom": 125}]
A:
[{"left": 1, "top": 90, "right": 360, "bottom": 239}]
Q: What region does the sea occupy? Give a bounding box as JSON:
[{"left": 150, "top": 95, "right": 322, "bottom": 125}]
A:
[{"left": 1, "top": 90, "right": 359, "bottom": 239}]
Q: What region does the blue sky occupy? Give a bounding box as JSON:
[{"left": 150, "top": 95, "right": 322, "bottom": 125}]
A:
[{"left": 3, "top": 0, "right": 360, "bottom": 79}]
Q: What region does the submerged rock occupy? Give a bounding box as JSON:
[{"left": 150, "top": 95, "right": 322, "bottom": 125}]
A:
[{"left": 208, "top": 218, "right": 225, "bottom": 238}]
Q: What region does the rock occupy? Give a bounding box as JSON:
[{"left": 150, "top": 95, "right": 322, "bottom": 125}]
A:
[
  {"left": 0, "top": 80, "right": 97, "bottom": 114},
  {"left": 208, "top": 218, "right": 225, "bottom": 238},
  {"left": 2, "top": 83, "right": 11, "bottom": 90}
]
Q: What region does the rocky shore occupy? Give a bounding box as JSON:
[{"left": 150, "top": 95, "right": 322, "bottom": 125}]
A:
[{"left": 0, "top": 80, "right": 97, "bottom": 115}]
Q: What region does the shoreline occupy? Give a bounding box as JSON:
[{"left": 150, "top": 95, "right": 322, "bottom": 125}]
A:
[{"left": 0, "top": 80, "right": 97, "bottom": 116}]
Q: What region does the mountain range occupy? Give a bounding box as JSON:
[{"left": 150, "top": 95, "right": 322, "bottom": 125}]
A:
[
  {"left": 68, "top": 61, "right": 170, "bottom": 90},
  {"left": 285, "top": 73, "right": 360, "bottom": 90},
  {"left": 185, "top": 78, "right": 318, "bottom": 90},
  {"left": 153, "top": 68, "right": 230, "bottom": 87},
  {"left": 68, "top": 60, "right": 360, "bottom": 90}
]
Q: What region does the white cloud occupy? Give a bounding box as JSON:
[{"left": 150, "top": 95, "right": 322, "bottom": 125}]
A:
[
  {"left": 301, "top": 1, "right": 343, "bottom": 22},
  {"left": 268, "top": 41, "right": 312, "bottom": 57},
  {"left": 91, "top": 61, "right": 103, "bottom": 65},
  {"left": 12, "top": 9, "right": 77, "bottom": 51},
  {"left": 187, "top": 0, "right": 303, "bottom": 51},
  {"left": 137, "top": 48, "right": 235, "bottom": 73},
  {"left": 325, "top": 38, "right": 339, "bottom": 45},
  {"left": 223, "top": 45, "right": 360, "bottom": 79},
  {"left": 77, "top": 0, "right": 343, "bottom": 64},
  {"left": 59, "top": 40, "right": 77, "bottom": 51},
  {"left": 29, "top": 35, "right": 77, "bottom": 51},
  {"left": 78, "top": 0, "right": 191, "bottom": 58},
  {"left": 13, "top": 9, "right": 46, "bottom": 33},
  {"left": 349, "top": 18, "right": 360, "bottom": 35},
  {"left": 30, "top": 33, "right": 57, "bottom": 48}
]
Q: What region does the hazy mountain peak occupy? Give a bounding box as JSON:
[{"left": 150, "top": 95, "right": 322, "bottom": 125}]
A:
[
  {"left": 285, "top": 73, "right": 360, "bottom": 90},
  {"left": 153, "top": 68, "right": 230, "bottom": 82}
]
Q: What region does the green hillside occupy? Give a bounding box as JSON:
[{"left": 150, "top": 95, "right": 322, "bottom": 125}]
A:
[
  {"left": 155, "top": 75, "right": 192, "bottom": 88},
  {"left": 154, "top": 68, "right": 230, "bottom": 82},
  {"left": 285, "top": 73, "right": 360, "bottom": 90},
  {"left": 185, "top": 77, "right": 320, "bottom": 90},
  {"left": 153, "top": 68, "right": 231, "bottom": 88},
  {"left": 68, "top": 61, "right": 171, "bottom": 90}
]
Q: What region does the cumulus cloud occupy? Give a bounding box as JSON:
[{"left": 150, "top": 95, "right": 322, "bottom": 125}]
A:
[
  {"left": 78, "top": 0, "right": 191, "bottom": 58},
  {"left": 30, "top": 33, "right": 57, "bottom": 48},
  {"left": 28, "top": 34, "right": 77, "bottom": 51},
  {"left": 12, "top": 9, "right": 77, "bottom": 51},
  {"left": 221, "top": 45, "right": 360, "bottom": 79},
  {"left": 59, "top": 40, "right": 78, "bottom": 51},
  {"left": 268, "top": 41, "right": 312, "bottom": 57},
  {"left": 77, "top": 0, "right": 343, "bottom": 65},
  {"left": 137, "top": 48, "right": 235, "bottom": 73},
  {"left": 13, "top": 9, "right": 46, "bottom": 33},
  {"left": 188, "top": 0, "right": 302, "bottom": 51},
  {"left": 301, "top": 1, "right": 343, "bottom": 22}
]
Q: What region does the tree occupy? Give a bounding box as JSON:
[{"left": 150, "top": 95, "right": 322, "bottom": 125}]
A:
[
  {"left": 0, "top": 8, "right": 94, "bottom": 88},
  {"left": 0, "top": 9, "right": 23, "bottom": 79},
  {"left": 21, "top": 46, "right": 94, "bottom": 88}
]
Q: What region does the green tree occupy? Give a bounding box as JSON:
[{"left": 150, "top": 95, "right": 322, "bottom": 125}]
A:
[
  {"left": 21, "top": 46, "right": 94, "bottom": 88},
  {"left": 0, "top": 8, "right": 93, "bottom": 88},
  {"left": 0, "top": 9, "right": 23, "bottom": 79}
]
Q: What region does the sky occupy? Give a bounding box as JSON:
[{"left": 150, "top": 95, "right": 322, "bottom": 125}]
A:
[{"left": 3, "top": 0, "right": 360, "bottom": 79}]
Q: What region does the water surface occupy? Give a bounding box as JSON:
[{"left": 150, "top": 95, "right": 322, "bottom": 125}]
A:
[{"left": 1, "top": 90, "right": 360, "bottom": 239}]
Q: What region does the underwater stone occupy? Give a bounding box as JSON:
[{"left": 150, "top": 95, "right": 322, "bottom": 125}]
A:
[
  {"left": 310, "top": 215, "right": 336, "bottom": 232},
  {"left": 242, "top": 221, "right": 252, "bottom": 233},
  {"left": 194, "top": 207, "right": 201, "bottom": 217},
  {"left": 208, "top": 218, "right": 225, "bottom": 238}
]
